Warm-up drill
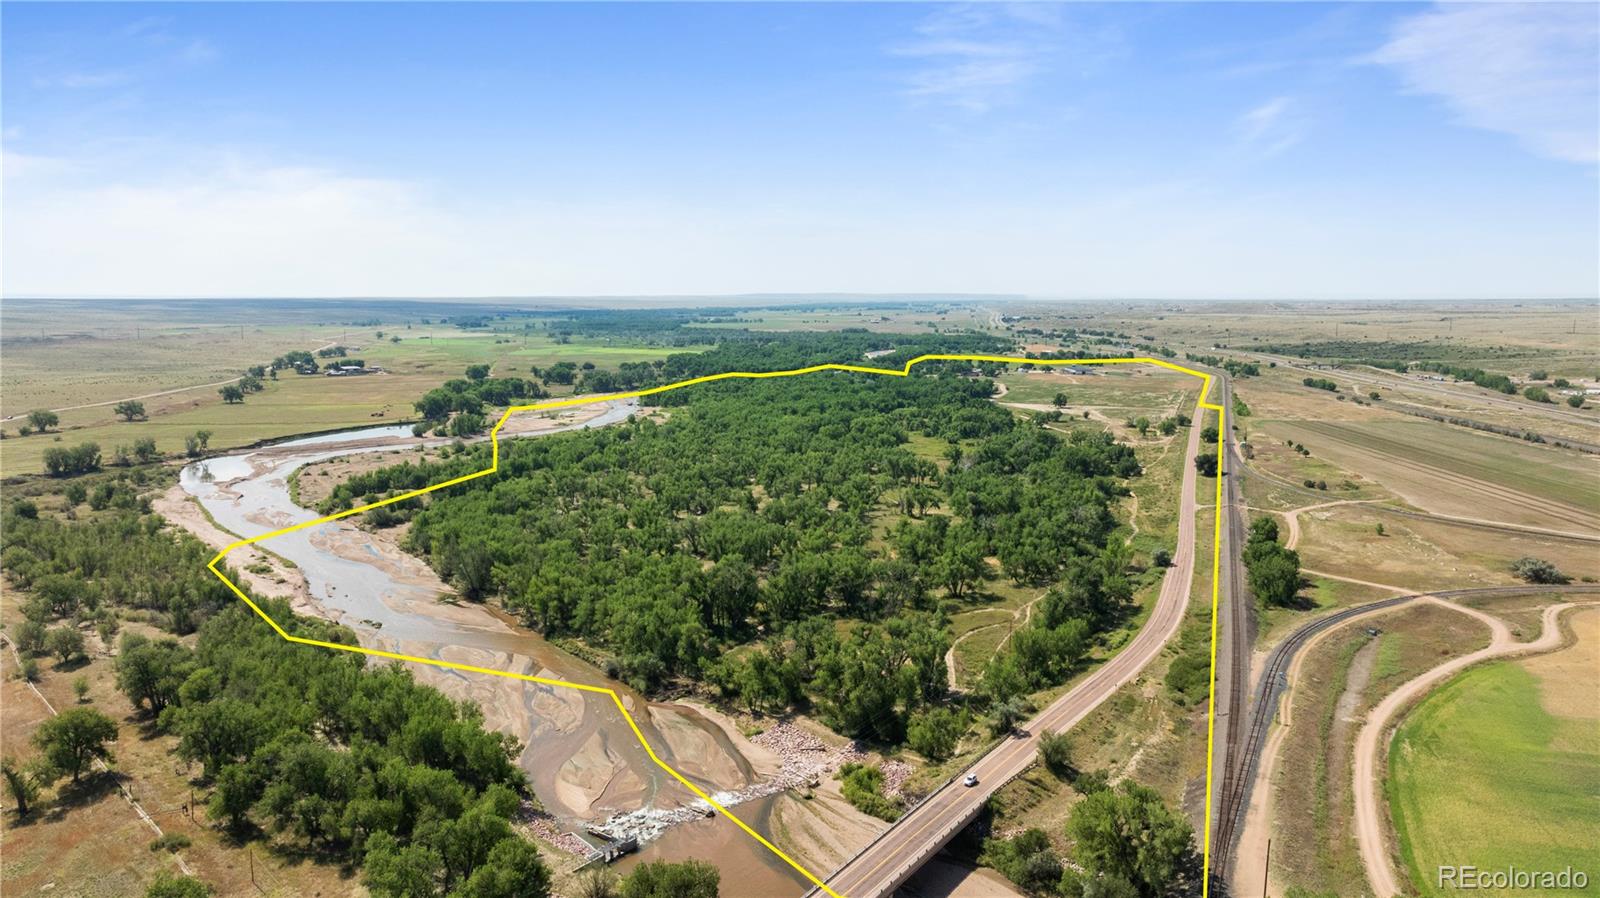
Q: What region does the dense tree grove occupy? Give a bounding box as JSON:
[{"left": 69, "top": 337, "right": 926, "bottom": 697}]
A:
[
  {"left": 339, "top": 334, "right": 1141, "bottom": 750},
  {"left": 147, "top": 601, "right": 540, "bottom": 898},
  {"left": 42, "top": 442, "right": 102, "bottom": 476},
  {"left": 617, "top": 860, "right": 720, "bottom": 898},
  {"left": 1412, "top": 361, "right": 1517, "bottom": 395},
  {"left": 2, "top": 495, "right": 548, "bottom": 898},
  {"left": 980, "top": 780, "right": 1197, "bottom": 897},
  {"left": 3, "top": 508, "right": 235, "bottom": 634},
  {"left": 414, "top": 374, "right": 550, "bottom": 433},
  {"left": 1242, "top": 518, "right": 1301, "bottom": 607}
]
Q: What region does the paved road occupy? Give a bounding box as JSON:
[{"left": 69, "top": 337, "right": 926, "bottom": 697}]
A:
[{"left": 810, "top": 392, "right": 1209, "bottom": 898}]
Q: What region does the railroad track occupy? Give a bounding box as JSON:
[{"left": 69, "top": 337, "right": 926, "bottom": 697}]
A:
[
  {"left": 1210, "top": 377, "right": 1255, "bottom": 888},
  {"left": 1209, "top": 582, "right": 1600, "bottom": 876}
]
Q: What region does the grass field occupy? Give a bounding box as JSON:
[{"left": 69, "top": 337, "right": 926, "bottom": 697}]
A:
[
  {"left": 681, "top": 304, "right": 987, "bottom": 334},
  {"left": 0, "top": 324, "right": 702, "bottom": 476},
  {"left": 1256, "top": 575, "right": 1395, "bottom": 648},
  {"left": 0, "top": 370, "right": 427, "bottom": 475},
  {"left": 1388, "top": 611, "right": 1600, "bottom": 897},
  {"left": 1293, "top": 505, "right": 1600, "bottom": 594},
  {"left": 0, "top": 618, "right": 357, "bottom": 898},
  {"left": 1272, "top": 601, "right": 1495, "bottom": 898},
  {"left": 354, "top": 329, "right": 712, "bottom": 374},
  {"left": 1, "top": 325, "right": 339, "bottom": 414},
  {"left": 1256, "top": 417, "right": 1600, "bottom": 531},
  {"left": 1006, "top": 300, "right": 1600, "bottom": 375},
  {"left": 997, "top": 367, "right": 1191, "bottom": 412}
]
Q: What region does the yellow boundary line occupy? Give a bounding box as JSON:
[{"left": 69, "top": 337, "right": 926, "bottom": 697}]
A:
[{"left": 204, "top": 354, "right": 1227, "bottom": 898}]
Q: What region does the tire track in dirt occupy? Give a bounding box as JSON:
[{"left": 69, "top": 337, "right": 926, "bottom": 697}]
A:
[{"left": 1352, "top": 600, "right": 1595, "bottom": 898}]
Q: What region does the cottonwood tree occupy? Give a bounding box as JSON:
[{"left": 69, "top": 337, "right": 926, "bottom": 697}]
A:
[
  {"left": 114, "top": 400, "right": 147, "bottom": 421},
  {"left": 2, "top": 757, "right": 42, "bottom": 817},
  {"left": 27, "top": 409, "right": 58, "bottom": 432},
  {"left": 33, "top": 707, "right": 117, "bottom": 784},
  {"left": 620, "top": 860, "right": 719, "bottom": 898},
  {"left": 1065, "top": 782, "right": 1196, "bottom": 898}
]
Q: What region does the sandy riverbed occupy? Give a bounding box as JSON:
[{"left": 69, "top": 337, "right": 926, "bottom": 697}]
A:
[{"left": 160, "top": 410, "right": 890, "bottom": 871}]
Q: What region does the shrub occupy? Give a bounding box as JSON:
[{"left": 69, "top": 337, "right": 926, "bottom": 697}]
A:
[
  {"left": 837, "top": 763, "right": 900, "bottom": 821},
  {"left": 150, "top": 833, "right": 192, "bottom": 853},
  {"left": 906, "top": 707, "right": 966, "bottom": 761},
  {"left": 1038, "top": 730, "right": 1074, "bottom": 778},
  {"left": 1511, "top": 556, "right": 1568, "bottom": 584}
]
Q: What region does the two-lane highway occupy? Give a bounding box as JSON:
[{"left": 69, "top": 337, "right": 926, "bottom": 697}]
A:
[{"left": 811, "top": 382, "right": 1212, "bottom": 898}]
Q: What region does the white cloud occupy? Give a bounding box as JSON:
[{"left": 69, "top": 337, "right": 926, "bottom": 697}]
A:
[
  {"left": 1235, "top": 96, "right": 1307, "bottom": 158},
  {"left": 4, "top": 148, "right": 1595, "bottom": 300},
  {"left": 889, "top": 4, "right": 1067, "bottom": 112},
  {"left": 1367, "top": 3, "right": 1599, "bottom": 163}
]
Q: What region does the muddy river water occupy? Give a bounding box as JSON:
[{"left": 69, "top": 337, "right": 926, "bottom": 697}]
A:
[{"left": 179, "top": 403, "right": 812, "bottom": 894}]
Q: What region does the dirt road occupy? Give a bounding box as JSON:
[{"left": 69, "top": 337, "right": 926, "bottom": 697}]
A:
[
  {"left": 2, "top": 340, "right": 342, "bottom": 421},
  {"left": 1351, "top": 600, "right": 1591, "bottom": 898}
]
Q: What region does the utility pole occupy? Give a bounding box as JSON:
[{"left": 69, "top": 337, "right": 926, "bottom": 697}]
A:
[{"left": 1262, "top": 838, "right": 1271, "bottom": 898}]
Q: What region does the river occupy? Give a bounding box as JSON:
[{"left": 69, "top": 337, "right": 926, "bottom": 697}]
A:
[{"left": 178, "top": 403, "right": 812, "bottom": 894}]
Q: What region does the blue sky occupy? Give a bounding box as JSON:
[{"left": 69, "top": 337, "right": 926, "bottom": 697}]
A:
[{"left": 3, "top": 2, "right": 1596, "bottom": 299}]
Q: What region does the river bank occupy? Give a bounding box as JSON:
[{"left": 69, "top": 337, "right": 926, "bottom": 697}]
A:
[{"left": 161, "top": 400, "right": 889, "bottom": 895}]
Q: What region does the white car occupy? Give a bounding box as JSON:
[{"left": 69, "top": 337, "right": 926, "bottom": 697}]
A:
[{"left": 963, "top": 774, "right": 979, "bottom": 787}]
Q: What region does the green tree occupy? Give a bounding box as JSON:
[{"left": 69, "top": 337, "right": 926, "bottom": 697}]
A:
[
  {"left": 838, "top": 763, "right": 900, "bottom": 821},
  {"left": 115, "top": 635, "right": 195, "bottom": 716},
  {"left": 906, "top": 707, "right": 966, "bottom": 761},
  {"left": 207, "top": 763, "right": 261, "bottom": 831},
  {"left": 1568, "top": 394, "right": 1586, "bottom": 409},
  {"left": 168, "top": 699, "right": 264, "bottom": 778},
  {"left": 621, "top": 860, "right": 720, "bottom": 898},
  {"left": 981, "top": 828, "right": 1062, "bottom": 895},
  {"left": 46, "top": 626, "right": 86, "bottom": 664},
  {"left": 987, "top": 695, "right": 1031, "bottom": 735},
  {"left": 133, "top": 437, "right": 160, "bottom": 463},
  {"left": 27, "top": 409, "right": 59, "bottom": 432},
  {"left": 1038, "top": 729, "right": 1074, "bottom": 778},
  {"left": 1200, "top": 425, "right": 1218, "bottom": 444},
  {"left": 43, "top": 443, "right": 102, "bottom": 476},
  {"left": 1193, "top": 454, "right": 1217, "bottom": 477},
  {"left": 218, "top": 385, "right": 245, "bottom": 404},
  {"left": 454, "top": 836, "right": 551, "bottom": 898},
  {"left": 2, "top": 756, "right": 42, "bottom": 817},
  {"left": 576, "top": 870, "right": 619, "bottom": 898},
  {"left": 1524, "top": 386, "right": 1551, "bottom": 403},
  {"left": 12, "top": 620, "right": 47, "bottom": 657},
  {"left": 114, "top": 400, "right": 147, "bottom": 421},
  {"left": 1053, "top": 392, "right": 1069, "bottom": 408},
  {"left": 465, "top": 364, "right": 492, "bottom": 381},
  {"left": 74, "top": 676, "right": 91, "bottom": 702},
  {"left": 1511, "top": 556, "right": 1567, "bottom": 584},
  {"left": 32, "top": 707, "right": 117, "bottom": 784},
  {"left": 1066, "top": 782, "right": 1195, "bottom": 898}
]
